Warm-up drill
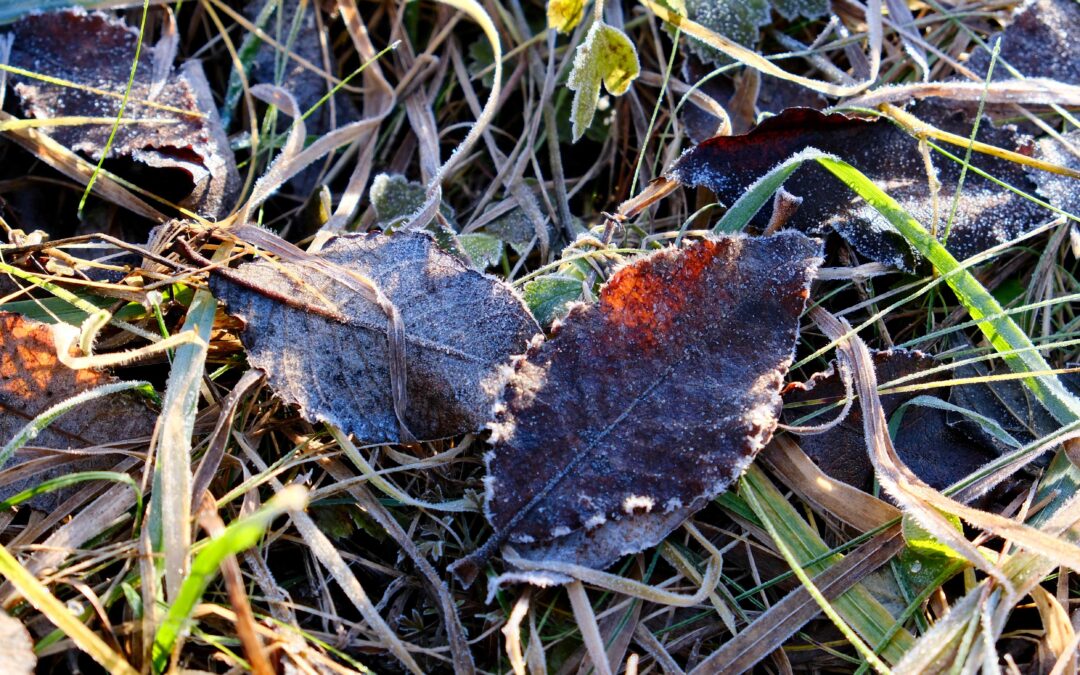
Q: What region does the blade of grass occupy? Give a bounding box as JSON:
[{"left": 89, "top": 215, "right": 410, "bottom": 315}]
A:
[
  {"left": 741, "top": 479, "right": 894, "bottom": 674},
  {"left": 150, "top": 485, "right": 307, "bottom": 673},
  {"left": 148, "top": 264, "right": 221, "bottom": 603}
]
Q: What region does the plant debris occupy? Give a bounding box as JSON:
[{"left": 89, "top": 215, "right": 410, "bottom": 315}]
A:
[
  {"left": 0, "top": 312, "right": 156, "bottom": 510},
  {"left": 211, "top": 231, "right": 539, "bottom": 443},
  {"left": 455, "top": 232, "right": 821, "bottom": 584},
  {"left": 668, "top": 103, "right": 1048, "bottom": 270},
  {"left": 5, "top": 9, "right": 239, "bottom": 218}
]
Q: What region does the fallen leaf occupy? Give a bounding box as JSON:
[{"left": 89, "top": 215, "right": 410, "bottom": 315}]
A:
[
  {"left": 5, "top": 9, "right": 240, "bottom": 218},
  {"left": 947, "top": 358, "right": 1080, "bottom": 463},
  {"left": 0, "top": 611, "right": 34, "bottom": 675},
  {"left": 568, "top": 22, "right": 640, "bottom": 142},
  {"left": 784, "top": 349, "right": 998, "bottom": 492},
  {"left": 668, "top": 103, "right": 1047, "bottom": 270},
  {"left": 969, "top": 0, "right": 1080, "bottom": 85},
  {"left": 210, "top": 231, "right": 540, "bottom": 443},
  {"left": 0, "top": 312, "right": 157, "bottom": 510},
  {"left": 1028, "top": 129, "right": 1080, "bottom": 217},
  {"left": 467, "top": 232, "right": 821, "bottom": 578}
]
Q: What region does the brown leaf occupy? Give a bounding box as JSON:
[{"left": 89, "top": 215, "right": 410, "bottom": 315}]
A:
[
  {"left": 784, "top": 349, "right": 997, "bottom": 492},
  {"left": 461, "top": 233, "right": 821, "bottom": 581},
  {"left": 0, "top": 312, "right": 157, "bottom": 510},
  {"left": 210, "top": 231, "right": 540, "bottom": 444},
  {"left": 669, "top": 103, "right": 1046, "bottom": 270},
  {"left": 6, "top": 9, "right": 240, "bottom": 218}
]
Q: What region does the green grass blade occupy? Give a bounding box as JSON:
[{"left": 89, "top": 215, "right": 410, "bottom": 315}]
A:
[
  {"left": 814, "top": 156, "right": 1080, "bottom": 425},
  {"left": 150, "top": 485, "right": 307, "bottom": 673},
  {"left": 739, "top": 465, "right": 913, "bottom": 663}
]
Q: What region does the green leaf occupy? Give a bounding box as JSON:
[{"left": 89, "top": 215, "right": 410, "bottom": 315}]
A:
[
  {"left": 458, "top": 233, "right": 504, "bottom": 269},
  {"left": 568, "top": 21, "right": 640, "bottom": 142},
  {"left": 547, "top": 0, "right": 586, "bottom": 33},
  {"left": 522, "top": 275, "right": 582, "bottom": 326}
]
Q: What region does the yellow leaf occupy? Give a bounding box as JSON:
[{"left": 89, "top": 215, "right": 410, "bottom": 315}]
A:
[
  {"left": 567, "top": 22, "right": 640, "bottom": 141},
  {"left": 547, "top": 0, "right": 586, "bottom": 34}
]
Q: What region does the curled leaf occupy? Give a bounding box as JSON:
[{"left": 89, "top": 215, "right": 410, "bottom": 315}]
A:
[
  {"left": 568, "top": 22, "right": 640, "bottom": 142},
  {"left": 5, "top": 9, "right": 240, "bottom": 218},
  {"left": 458, "top": 232, "right": 821, "bottom": 582},
  {"left": 211, "top": 232, "right": 540, "bottom": 443}
]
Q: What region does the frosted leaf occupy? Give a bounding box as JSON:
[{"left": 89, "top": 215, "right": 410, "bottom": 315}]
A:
[
  {"left": 451, "top": 233, "right": 822, "bottom": 584},
  {"left": 6, "top": 9, "right": 239, "bottom": 218},
  {"left": 668, "top": 103, "right": 1048, "bottom": 271},
  {"left": 682, "top": 0, "right": 770, "bottom": 64},
  {"left": 969, "top": 0, "right": 1080, "bottom": 85},
  {"left": 568, "top": 22, "right": 640, "bottom": 141},
  {"left": 211, "top": 232, "right": 540, "bottom": 443}
]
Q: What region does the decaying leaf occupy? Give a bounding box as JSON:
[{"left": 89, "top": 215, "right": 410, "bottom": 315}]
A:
[
  {"left": 1029, "top": 129, "right": 1080, "bottom": 217},
  {"left": 0, "top": 312, "right": 157, "bottom": 510},
  {"left": 784, "top": 349, "right": 998, "bottom": 492},
  {"left": 465, "top": 232, "right": 821, "bottom": 580},
  {"left": 210, "top": 231, "right": 540, "bottom": 444},
  {"left": 669, "top": 104, "right": 1047, "bottom": 270},
  {"left": 568, "top": 22, "right": 640, "bottom": 142},
  {"left": 5, "top": 9, "right": 240, "bottom": 218},
  {"left": 947, "top": 358, "right": 1080, "bottom": 462},
  {"left": 969, "top": 0, "right": 1080, "bottom": 85}
]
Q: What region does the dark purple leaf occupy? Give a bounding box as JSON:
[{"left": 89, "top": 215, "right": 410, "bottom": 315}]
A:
[
  {"left": 669, "top": 103, "right": 1047, "bottom": 271},
  {"left": 455, "top": 232, "right": 821, "bottom": 582}
]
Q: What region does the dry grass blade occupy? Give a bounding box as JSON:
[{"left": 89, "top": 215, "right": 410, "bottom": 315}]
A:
[
  {"left": 639, "top": 0, "right": 882, "bottom": 97},
  {"left": 233, "top": 432, "right": 425, "bottom": 674},
  {"left": 688, "top": 524, "right": 904, "bottom": 674},
  {"left": 0, "top": 542, "right": 137, "bottom": 675}
]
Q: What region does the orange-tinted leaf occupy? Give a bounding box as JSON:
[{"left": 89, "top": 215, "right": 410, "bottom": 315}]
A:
[
  {"left": 7, "top": 9, "right": 239, "bottom": 217},
  {"left": 460, "top": 233, "right": 821, "bottom": 580},
  {"left": 669, "top": 104, "right": 1048, "bottom": 270},
  {"left": 0, "top": 312, "right": 157, "bottom": 509}
]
